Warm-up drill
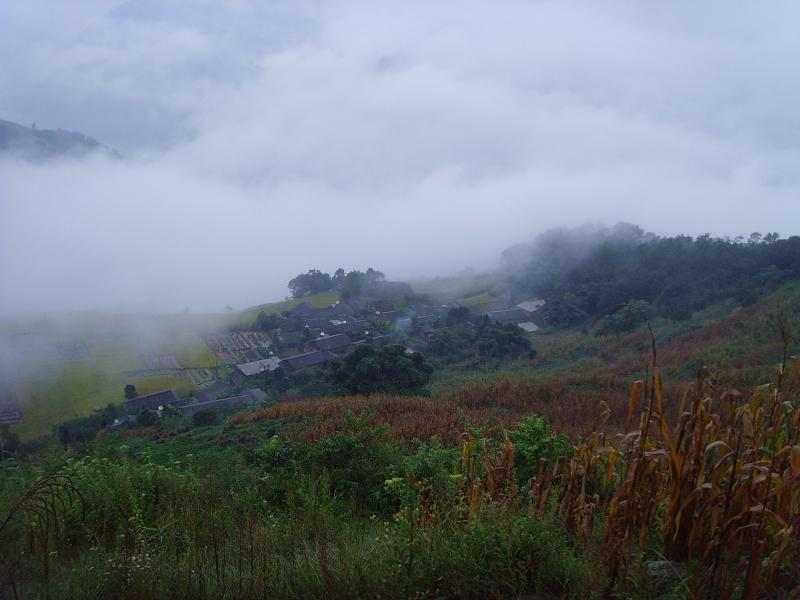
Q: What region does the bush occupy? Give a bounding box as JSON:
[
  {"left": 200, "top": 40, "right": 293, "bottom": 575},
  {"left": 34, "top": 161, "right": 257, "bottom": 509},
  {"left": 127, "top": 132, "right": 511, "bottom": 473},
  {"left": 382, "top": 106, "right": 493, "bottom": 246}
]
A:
[
  {"left": 192, "top": 409, "right": 218, "bottom": 427},
  {"left": 137, "top": 409, "right": 157, "bottom": 427},
  {"left": 509, "top": 415, "right": 572, "bottom": 481},
  {"left": 475, "top": 321, "right": 535, "bottom": 360},
  {"left": 329, "top": 344, "right": 434, "bottom": 395}
]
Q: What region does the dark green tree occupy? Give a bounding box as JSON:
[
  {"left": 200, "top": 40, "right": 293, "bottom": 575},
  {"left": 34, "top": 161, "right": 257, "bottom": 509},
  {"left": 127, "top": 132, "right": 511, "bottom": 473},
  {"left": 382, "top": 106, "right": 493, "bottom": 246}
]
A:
[
  {"left": 288, "top": 269, "right": 333, "bottom": 298},
  {"left": 474, "top": 321, "right": 535, "bottom": 360},
  {"left": 328, "top": 344, "right": 433, "bottom": 395},
  {"left": 124, "top": 384, "right": 138, "bottom": 399},
  {"left": 192, "top": 409, "right": 218, "bottom": 427},
  {"left": 137, "top": 410, "right": 157, "bottom": 427}
]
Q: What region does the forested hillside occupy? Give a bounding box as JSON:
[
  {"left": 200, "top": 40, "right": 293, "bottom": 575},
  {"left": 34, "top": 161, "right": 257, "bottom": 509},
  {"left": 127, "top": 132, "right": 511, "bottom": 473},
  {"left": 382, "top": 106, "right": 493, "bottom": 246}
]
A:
[{"left": 504, "top": 224, "right": 800, "bottom": 326}]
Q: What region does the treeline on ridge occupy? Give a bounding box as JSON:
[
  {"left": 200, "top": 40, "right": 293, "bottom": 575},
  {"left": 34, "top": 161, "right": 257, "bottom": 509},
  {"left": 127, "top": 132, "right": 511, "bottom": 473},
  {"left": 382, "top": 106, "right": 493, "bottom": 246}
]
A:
[{"left": 504, "top": 223, "right": 800, "bottom": 327}]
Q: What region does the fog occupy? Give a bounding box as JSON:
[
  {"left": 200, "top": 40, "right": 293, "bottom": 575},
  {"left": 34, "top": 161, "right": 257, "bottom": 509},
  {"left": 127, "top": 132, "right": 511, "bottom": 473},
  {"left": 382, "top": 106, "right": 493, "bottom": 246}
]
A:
[{"left": 3, "top": 0, "right": 800, "bottom": 313}]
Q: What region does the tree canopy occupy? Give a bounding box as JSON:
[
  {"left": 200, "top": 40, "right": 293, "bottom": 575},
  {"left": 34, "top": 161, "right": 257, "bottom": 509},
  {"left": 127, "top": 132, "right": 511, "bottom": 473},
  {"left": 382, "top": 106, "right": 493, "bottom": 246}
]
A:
[
  {"left": 288, "top": 267, "right": 386, "bottom": 298},
  {"left": 505, "top": 224, "right": 800, "bottom": 327},
  {"left": 328, "top": 344, "right": 433, "bottom": 396}
]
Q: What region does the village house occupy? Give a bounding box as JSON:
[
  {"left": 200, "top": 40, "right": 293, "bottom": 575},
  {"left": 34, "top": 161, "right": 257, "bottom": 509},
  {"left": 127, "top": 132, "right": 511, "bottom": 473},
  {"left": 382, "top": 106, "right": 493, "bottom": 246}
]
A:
[
  {"left": 302, "top": 316, "right": 330, "bottom": 330},
  {"left": 328, "top": 319, "right": 370, "bottom": 335},
  {"left": 486, "top": 308, "right": 530, "bottom": 323},
  {"left": 369, "top": 334, "right": 391, "bottom": 348},
  {"left": 123, "top": 389, "right": 182, "bottom": 413},
  {"left": 230, "top": 357, "right": 282, "bottom": 386},
  {"left": 280, "top": 350, "right": 334, "bottom": 374},
  {"left": 308, "top": 303, "right": 356, "bottom": 320},
  {"left": 517, "top": 299, "right": 546, "bottom": 314},
  {"left": 178, "top": 388, "right": 267, "bottom": 416},
  {"left": 373, "top": 310, "right": 400, "bottom": 322},
  {"left": 309, "top": 333, "right": 354, "bottom": 354}
]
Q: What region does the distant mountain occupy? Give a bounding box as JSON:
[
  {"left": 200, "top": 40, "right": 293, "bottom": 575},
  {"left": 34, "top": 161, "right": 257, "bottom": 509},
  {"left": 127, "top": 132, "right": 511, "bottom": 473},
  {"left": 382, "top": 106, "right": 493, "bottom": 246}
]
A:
[{"left": 0, "top": 118, "right": 121, "bottom": 161}]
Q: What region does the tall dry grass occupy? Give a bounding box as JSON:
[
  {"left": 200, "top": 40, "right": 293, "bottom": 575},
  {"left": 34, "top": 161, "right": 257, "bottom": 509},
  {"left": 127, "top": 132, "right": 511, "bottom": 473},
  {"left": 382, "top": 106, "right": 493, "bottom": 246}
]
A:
[
  {"left": 527, "top": 358, "right": 800, "bottom": 597},
  {"left": 229, "top": 379, "right": 642, "bottom": 444}
]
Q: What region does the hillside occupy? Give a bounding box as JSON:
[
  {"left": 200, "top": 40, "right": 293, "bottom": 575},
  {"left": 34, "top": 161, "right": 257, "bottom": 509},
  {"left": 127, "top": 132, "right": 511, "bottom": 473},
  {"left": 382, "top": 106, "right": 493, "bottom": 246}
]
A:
[
  {"left": 0, "top": 291, "right": 338, "bottom": 438},
  {"left": 2, "top": 230, "right": 800, "bottom": 599},
  {"left": 0, "top": 118, "right": 120, "bottom": 161}
]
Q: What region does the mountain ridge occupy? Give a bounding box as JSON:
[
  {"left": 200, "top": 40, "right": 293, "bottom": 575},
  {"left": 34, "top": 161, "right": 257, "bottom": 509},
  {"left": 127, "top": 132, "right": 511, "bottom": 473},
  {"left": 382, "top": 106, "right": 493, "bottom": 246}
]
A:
[{"left": 0, "top": 118, "right": 121, "bottom": 161}]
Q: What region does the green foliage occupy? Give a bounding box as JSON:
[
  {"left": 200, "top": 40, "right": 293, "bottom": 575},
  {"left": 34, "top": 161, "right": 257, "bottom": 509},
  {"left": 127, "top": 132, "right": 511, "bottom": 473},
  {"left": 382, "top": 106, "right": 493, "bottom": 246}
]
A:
[
  {"left": 593, "top": 300, "right": 653, "bottom": 337},
  {"left": 124, "top": 383, "right": 137, "bottom": 399},
  {"left": 508, "top": 415, "right": 572, "bottom": 480},
  {"left": 475, "top": 321, "right": 535, "bottom": 360},
  {"left": 191, "top": 409, "right": 218, "bottom": 427},
  {"left": 508, "top": 223, "right": 800, "bottom": 326},
  {"left": 256, "top": 311, "right": 281, "bottom": 331},
  {"left": 55, "top": 403, "right": 120, "bottom": 448},
  {"left": 288, "top": 266, "right": 386, "bottom": 298},
  {"left": 305, "top": 411, "right": 401, "bottom": 510},
  {"left": 288, "top": 268, "right": 333, "bottom": 298},
  {"left": 329, "top": 344, "right": 434, "bottom": 395},
  {"left": 427, "top": 330, "right": 470, "bottom": 362},
  {"left": 136, "top": 409, "right": 157, "bottom": 427}
]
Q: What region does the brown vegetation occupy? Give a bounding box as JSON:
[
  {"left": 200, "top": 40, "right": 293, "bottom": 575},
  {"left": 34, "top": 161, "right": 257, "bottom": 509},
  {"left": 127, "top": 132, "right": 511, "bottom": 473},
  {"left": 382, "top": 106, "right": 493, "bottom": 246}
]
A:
[{"left": 230, "top": 379, "right": 691, "bottom": 444}]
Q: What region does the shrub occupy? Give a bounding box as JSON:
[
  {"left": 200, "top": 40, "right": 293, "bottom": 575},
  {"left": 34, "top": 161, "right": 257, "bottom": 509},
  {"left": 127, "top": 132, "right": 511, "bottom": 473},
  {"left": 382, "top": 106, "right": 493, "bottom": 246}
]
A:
[
  {"left": 191, "top": 409, "right": 218, "bottom": 427},
  {"left": 508, "top": 414, "right": 572, "bottom": 481}
]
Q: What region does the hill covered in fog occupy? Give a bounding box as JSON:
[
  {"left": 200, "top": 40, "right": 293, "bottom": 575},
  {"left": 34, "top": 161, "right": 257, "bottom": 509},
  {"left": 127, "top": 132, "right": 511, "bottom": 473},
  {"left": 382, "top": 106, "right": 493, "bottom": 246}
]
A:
[{"left": 0, "top": 118, "right": 120, "bottom": 161}]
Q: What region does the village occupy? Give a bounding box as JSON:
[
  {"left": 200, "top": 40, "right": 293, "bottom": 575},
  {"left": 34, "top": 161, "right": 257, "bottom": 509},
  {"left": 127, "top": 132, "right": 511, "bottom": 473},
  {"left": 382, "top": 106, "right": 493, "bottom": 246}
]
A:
[
  {"left": 109, "top": 283, "right": 546, "bottom": 423},
  {"left": 0, "top": 276, "right": 545, "bottom": 433}
]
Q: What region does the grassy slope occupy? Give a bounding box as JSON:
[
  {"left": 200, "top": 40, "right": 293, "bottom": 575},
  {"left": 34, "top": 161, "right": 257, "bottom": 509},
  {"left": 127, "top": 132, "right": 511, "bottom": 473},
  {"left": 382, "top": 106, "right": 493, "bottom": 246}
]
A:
[
  {"left": 430, "top": 282, "right": 800, "bottom": 396},
  {"left": 409, "top": 273, "right": 502, "bottom": 304},
  {"left": 7, "top": 292, "right": 341, "bottom": 439},
  {"left": 9, "top": 279, "right": 799, "bottom": 440},
  {"left": 234, "top": 291, "right": 340, "bottom": 327}
]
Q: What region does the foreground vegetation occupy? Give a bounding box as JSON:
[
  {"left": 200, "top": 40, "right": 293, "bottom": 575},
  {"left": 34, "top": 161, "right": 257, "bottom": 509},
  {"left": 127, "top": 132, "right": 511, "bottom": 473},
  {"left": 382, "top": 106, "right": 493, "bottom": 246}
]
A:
[{"left": 2, "top": 331, "right": 799, "bottom": 598}]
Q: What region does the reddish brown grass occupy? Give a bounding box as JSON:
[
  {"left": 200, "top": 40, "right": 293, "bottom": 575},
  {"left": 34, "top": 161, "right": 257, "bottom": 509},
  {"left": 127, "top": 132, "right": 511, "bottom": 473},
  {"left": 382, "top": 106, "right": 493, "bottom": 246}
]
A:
[{"left": 228, "top": 379, "right": 690, "bottom": 444}]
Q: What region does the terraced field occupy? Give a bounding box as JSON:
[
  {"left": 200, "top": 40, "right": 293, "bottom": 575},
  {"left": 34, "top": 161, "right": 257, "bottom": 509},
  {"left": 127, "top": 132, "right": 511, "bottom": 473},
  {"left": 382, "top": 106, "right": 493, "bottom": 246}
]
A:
[{"left": 0, "top": 315, "right": 224, "bottom": 438}]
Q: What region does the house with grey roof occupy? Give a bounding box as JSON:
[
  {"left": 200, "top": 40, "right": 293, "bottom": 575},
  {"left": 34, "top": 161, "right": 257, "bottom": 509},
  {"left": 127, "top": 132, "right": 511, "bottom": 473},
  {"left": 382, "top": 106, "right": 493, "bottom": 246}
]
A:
[
  {"left": 280, "top": 350, "right": 333, "bottom": 374},
  {"left": 517, "top": 299, "right": 546, "bottom": 314},
  {"left": 308, "top": 303, "right": 356, "bottom": 320},
  {"left": 230, "top": 357, "right": 282, "bottom": 386},
  {"left": 309, "top": 333, "right": 353, "bottom": 354},
  {"left": 373, "top": 310, "right": 400, "bottom": 322},
  {"left": 178, "top": 388, "right": 267, "bottom": 416},
  {"left": 302, "top": 316, "right": 330, "bottom": 330},
  {"left": 369, "top": 334, "right": 391, "bottom": 348},
  {"left": 329, "top": 320, "right": 369, "bottom": 335},
  {"left": 486, "top": 308, "right": 530, "bottom": 323},
  {"left": 123, "top": 389, "right": 182, "bottom": 413}
]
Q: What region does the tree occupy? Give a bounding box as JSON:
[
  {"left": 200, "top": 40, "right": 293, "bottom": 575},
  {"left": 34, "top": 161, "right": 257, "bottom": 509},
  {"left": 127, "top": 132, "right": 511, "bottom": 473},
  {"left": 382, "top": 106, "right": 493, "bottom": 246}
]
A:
[
  {"left": 332, "top": 267, "right": 346, "bottom": 290},
  {"left": 192, "top": 409, "right": 218, "bottom": 427},
  {"left": 256, "top": 311, "right": 281, "bottom": 331},
  {"left": 137, "top": 410, "right": 157, "bottom": 427},
  {"left": 344, "top": 271, "right": 365, "bottom": 297},
  {"left": 446, "top": 305, "right": 471, "bottom": 325},
  {"left": 124, "top": 384, "right": 138, "bottom": 399},
  {"left": 288, "top": 269, "right": 333, "bottom": 298},
  {"left": 475, "top": 321, "right": 535, "bottom": 360},
  {"left": 328, "top": 344, "right": 433, "bottom": 395}
]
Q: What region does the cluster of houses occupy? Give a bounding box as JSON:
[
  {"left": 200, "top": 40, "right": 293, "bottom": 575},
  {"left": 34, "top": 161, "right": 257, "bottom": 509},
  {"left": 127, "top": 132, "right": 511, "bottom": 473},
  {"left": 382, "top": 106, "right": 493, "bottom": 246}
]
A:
[
  {"left": 110, "top": 386, "right": 269, "bottom": 428},
  {"left": 111, "top": 292, "right": 545, "bottom": 428},
  {"left": 225, "top": 295, "right": 545, "bottom": 386}
]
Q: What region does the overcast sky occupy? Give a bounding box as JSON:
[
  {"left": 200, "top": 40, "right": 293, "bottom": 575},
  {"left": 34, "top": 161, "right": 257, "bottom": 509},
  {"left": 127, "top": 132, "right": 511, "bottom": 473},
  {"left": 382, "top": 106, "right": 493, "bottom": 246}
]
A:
[{"left": 2, "top": 0, "right": 800, "bottom": 313}]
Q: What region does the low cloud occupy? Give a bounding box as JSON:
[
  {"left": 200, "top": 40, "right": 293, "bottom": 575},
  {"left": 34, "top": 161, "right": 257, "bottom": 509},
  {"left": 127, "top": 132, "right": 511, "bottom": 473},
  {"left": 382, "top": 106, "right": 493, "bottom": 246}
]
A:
[{"left": 2, "top": 1, "right": 800, "bottom": 313}]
